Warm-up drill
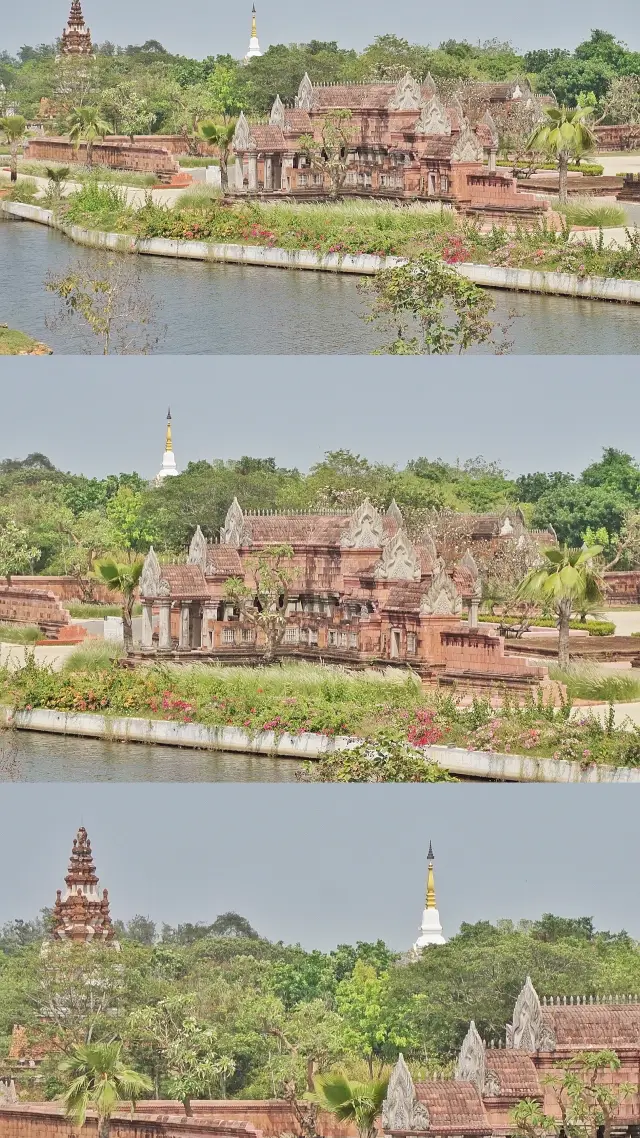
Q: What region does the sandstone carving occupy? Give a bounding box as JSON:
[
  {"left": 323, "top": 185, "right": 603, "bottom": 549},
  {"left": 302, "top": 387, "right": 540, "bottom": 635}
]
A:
[
  {"left": 295, "top": 72, "right": 314, "bottom": 110},
  {"left": 140, "top": 546, "right": 161, "bottom": 598},
  {"left": 456, "top": 1020, "right": 485, "bottom": 1092},
  {"left": 187, "top": 525, "right": 208, "bottom": 571},
  {"left": 420, "top": 569, "right": 462, "bottom": 616},
  {"left": 221, "top": 497, "right": 248, "bottom": 546},
  {"left": 451, "top": 125, "right": 484, "bottom": 163},
  {"left": 388, "top": 72, "right": 422, "bottom": 111},
  {"left": 375, "top": 530, "right": 421, "bottom": 581},
  {"left": 382, "top": 1054, "right": 431, "bottom": 1133},
  {"left": 341, "top": 498, "right": 384, "bottom": 548},
  {"left": 233, "top": 112, "right": 252, "bottom": 151},
  {"left": 415, "top": 95, "right": 451, "bottom": 135},
  {"left": 269, "top": 94, "right": 285, "bottom": 128}
]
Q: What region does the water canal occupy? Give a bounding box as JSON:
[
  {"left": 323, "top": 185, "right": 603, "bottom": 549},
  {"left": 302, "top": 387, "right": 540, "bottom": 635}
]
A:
[
  {"left": 0, "top": 730, "right": 303, "bottom": 781},
  {"left": 3, "top": 217, "right": 640, "bottom": 354}
]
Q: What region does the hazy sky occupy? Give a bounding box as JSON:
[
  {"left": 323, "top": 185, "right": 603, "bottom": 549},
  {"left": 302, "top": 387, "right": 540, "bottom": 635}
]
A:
[
  {"left": 5, "top": 0, "right": 640, "bottom": 59},
  {"left": 1, "top": 356, "right": 639, "bottom": 481},
  {"left": 0, "top": 784, "right": 638, "bottom": 951}
]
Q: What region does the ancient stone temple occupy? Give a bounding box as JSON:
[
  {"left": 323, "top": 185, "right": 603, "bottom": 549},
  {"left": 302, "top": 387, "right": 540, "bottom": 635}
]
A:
[
  {"left": 413, "top": 843, "right": 446, "bottom": 953},
  {"left": 231, "top": 72, "right": 548, "bottom": 220},
  {"left": 50, "top": 827, "right": 118, "bottom": 947},
  {"left": 382, "top": 978, "right": 640, "bottom": 1138},
  {"left": 60, "top": 0, "right": 93, "bottom": 56},
  {"left": 136, "top": 498, "right": 549, "bottom": 694}
]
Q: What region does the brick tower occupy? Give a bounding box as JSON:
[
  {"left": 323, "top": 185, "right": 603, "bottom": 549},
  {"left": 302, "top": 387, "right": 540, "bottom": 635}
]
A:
[
  {"left": 60, "top": 0, "right": 93, "bottom": 56},
  {"left": 50, "top": 827, "right": 118, "bottom": 946}
]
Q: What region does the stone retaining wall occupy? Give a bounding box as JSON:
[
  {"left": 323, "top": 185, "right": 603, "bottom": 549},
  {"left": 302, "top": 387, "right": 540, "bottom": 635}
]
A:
[
  {"left": 0, "top": 587, "right": 70, "bottom": 635},
  {"left": 1, "top": 707, "right": 638, "bottom": 782},
  {"left": 24, "top": 138, "right": 178, "bottom": 175},
  {"left": 0, "top": 577, "right": 115, "bottom": 604},
  {"left": 3, "top": 201, "right": 640, "bottom": 304}
]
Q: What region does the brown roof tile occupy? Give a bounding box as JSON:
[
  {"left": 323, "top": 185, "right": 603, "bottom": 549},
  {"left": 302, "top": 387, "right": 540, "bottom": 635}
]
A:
[
  {"left": 311, "top": 83, "right": 396, "bottom": 110},
  {"left": 484, "top": 1050, "right": 541, "bottom": 1097},
  {"left": 542, "top": 1004, "right": 640, "bottom": 1047},
  {"left": 249, "top": 124, "right": 286, "bottom": 150},
  {"left": 206, "top": 546, "right": 243, "bottom": 576},
  {"left": 385, "top": 582, "right": 423, "bottom": 611},
  {"left": 284, "top": 109, "right": 312, "bottom": 132},
  {"left": 414, "top": 1082, "right": 491, "bottom": 1133},
  {"left": 160, "top": 564, "right": 209, "bottom": 599}
]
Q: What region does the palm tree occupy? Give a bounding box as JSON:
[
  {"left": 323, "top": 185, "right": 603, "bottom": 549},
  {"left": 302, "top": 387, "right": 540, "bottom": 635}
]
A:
[
  {"left": 516, "top": 545, "right": 604, "bottom": 669},
  {"left": 58, "top": 1041, "right": 152, "bottom": 1138},
  {"left": 0, "top": 115, "right": 27, "bottom": 182},
  {"left": 67, "top": 107, "right": 111, "bottom": 168},
  {"left": 199, "top": 120, "right": 236, "bottom": 191},
  {"left": 46, "top": 165, "right": 70, "bottom": 216},
  {"left": 306, "top": 1073, "right": 388, "bottom": 1138},
  {"left": 526, "top": 105, "right": 596, "bottom": 204},
  {"left": 94, "top": 557, "right": 143, "bottom": 650}
]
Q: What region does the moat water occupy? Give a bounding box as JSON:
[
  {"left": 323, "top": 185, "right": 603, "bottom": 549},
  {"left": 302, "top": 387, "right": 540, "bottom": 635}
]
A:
[
  {"left": 0, "top": 730, "right": 303, "bottom": 781},
  {"left": 2, "top": 217, "right": 640, "bottom": 353}
]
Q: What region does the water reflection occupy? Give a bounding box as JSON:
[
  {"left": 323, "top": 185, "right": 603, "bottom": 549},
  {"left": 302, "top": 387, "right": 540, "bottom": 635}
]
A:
[{"left": 2, "top": 218, "right": 640, "bottom": 354}]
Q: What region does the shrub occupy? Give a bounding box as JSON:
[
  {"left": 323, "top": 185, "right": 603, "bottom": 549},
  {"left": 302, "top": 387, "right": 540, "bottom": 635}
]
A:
[
  {"left": 0, "top": 623, "right": 40, "bottom": 644},
  {"left": 61, "top": 640, "right": 124, "bottom": 672},
  {"left": 472, "top": 614, "right": 615, "bottom": 635},
  {"left": 549, "top": 665, "right": 640, "bottom": 702},
  {"left": 7, "top": 178, "right": 39, "bottom": 203},
  {"left": 299, "top": 735, "right": 456, "bottom": 782},
  {"left": 558, "top": 197, "right": 627, "bottom": 227}
]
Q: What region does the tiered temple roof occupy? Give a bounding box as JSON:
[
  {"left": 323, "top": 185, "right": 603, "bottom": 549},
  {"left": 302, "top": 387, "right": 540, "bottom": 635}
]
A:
[
  {"left": 60, "top": 0, "right": 93, "bottom": 55},
  {"left": 50, "top": 827, "right": 118, "bottom": 946}
]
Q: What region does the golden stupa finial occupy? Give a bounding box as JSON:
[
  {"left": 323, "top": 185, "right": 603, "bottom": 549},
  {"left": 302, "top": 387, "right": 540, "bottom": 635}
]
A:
[
  {"left": 426, "top": 840, "right": 436, "bottom": 909},
  {"left": 165, "top": 407, "right": 172, "bottom": 453},
  {"left": 251, "top": 4, "right": 257, "bottom": 38}
]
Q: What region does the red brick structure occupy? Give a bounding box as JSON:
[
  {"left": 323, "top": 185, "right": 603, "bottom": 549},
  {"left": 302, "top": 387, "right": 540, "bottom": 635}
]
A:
[
  {"left": 0, "top": 586, "right": 78, "bottom": 640},
  {"left": 604, "top": 571, "right": 640, "bottom": 604},
  {"left": 60, "top": 0, "right": 92, "bottom": 55},
  {"left": 24, "top": 137, "right": 179, "bottom": 177},
  {"left": 137, "top": 499, "right": 550, "bottom": 693},
  {"left": 0, "top": 1109, "right": 268, "bottom": 1138},
  {"left": 596, "top": 125, "right": 640, "bottom": 151},
  {"left": 0, "top": 577, "right": 115, "bottom": 604},
  {"left": 231, "top": 73, "right": 549, "bottom": 220},
  {"left": 381, "top": 977, "right": 640, "bottom": 1138},
  {"left": 50, "top": 827, "right": 118, "bottom": 947}
]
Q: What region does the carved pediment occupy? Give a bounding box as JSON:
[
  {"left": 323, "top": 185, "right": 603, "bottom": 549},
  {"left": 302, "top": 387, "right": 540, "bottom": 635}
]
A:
[
  {"left": 451, "top": 125, "right": 484, "bottom": 164},
  {"left": 387, "top": 498, "right": 404, "bottom": 529},
  {"left": 233, "top": 112, "right": 252, "bottom": 151},
  {"left": 507, "top": 976, "right": 549, "bottom": 1052},
  {"left": 422, "top": 71, "right": 436, "bottom": 98},
  {"left": 295, "top": 72, "right": 314, "bottom": 110},
  {"left": 420, "top": 569, "right": 462, "bottom": 616},
  {"left": 341, "top": 498, "right": 384, "bottom": 549},
  {"left": 481, "top": 108, "right": 499, "bottom": 148},
  {"left": 221, "top": 497, "right": 249, "bottom": 547},
  {"left": 415, "top": 94, "right": 451, "bottom": 136},
  {"left": 455, "top": 1020, "right": 485, "bottom": 1093},
  {"left": 375, "top": 531, "right": 421, "bottom": 581},
  {"left": 269, "top": 94, "right": 285, "bottom": 128},
  {"left": 459, "top": 548, "right": 479, "bottom": 582},
  {"left": 483, "top": 1069, "right": 501, "bottom": 1096},
  {"left": 140, "top": 546, "right": 161, "bottom": 598},
  {"left": 382, "top": 1054, "right": 431, "bottom": 1133},
  {"left": 499, "top": 516, "right": 514, "bottom": 536},
  {"left": 388, "top": 72, "right": 422, "bottom": 111},
  {"left": 187, "top": 525, "right": 208, "bottom": 571}
]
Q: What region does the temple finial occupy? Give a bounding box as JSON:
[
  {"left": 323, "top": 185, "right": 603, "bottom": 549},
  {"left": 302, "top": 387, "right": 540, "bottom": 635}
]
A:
[
  {"left": 165, "top": 408, "right": 173, "bottom": 453},
  {"left": 251, "top": 4, "right": 257, "bottom": 38},
  {"left": 426, "top": 843, "right": 436, "bottom": 909},
  {"left": 156, "top": 410, "right": 179, "bottom": 482}
]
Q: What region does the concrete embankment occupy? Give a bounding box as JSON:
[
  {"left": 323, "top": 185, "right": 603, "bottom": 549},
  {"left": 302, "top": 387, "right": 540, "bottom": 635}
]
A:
[
  {"left": 2, "top": 705, "right": 640, "bottom": 782},
  {"left": 3, "top": 200, "right": 640, "bottom": 304}
]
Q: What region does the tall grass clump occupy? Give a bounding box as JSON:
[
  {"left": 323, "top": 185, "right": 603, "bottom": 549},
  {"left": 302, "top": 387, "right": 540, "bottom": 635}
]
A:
[
  {"left": 558, "top": 196, "right": 627, "bottom": 227},
  {"left": 0, "top": 623, "right": 40, "bottom": 645},
  {"left": 63, "top": 180, "right": 133, "bottom": 230},
  {"left": 66, "top": 602, "right": 142, "bottom": 619},
  {"left": 62, "top": 639, "right": 124, "bottom": 672},
  {"left": 550, "top": 663, "right": 640, "bottom": 702},
  {"left": 176, "top": 184, "right": 224, "bottom": 209}
]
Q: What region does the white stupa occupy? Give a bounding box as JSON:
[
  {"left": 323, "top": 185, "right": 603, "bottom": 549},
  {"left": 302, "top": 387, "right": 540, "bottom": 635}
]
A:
[
  {"left": 413, "top": 841, "right": 446, "bottom": 953},
  {"left": 244, "top": 5, "right": 262, "bottom": 60},
  {"left": 156, "top": 408, "right": 179, "bottom": 482}
]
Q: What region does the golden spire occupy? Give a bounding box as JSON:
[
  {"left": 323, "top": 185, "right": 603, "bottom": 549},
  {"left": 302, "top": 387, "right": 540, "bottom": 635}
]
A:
[
  {"left": 165, "top": 407, "right": 173, "bottom": 453},
  {"left": 251, "top": 4, "right": 257, "bottom": 38},
  {"left": 426, "top": 840, "right": 436, "bottom": 909}
]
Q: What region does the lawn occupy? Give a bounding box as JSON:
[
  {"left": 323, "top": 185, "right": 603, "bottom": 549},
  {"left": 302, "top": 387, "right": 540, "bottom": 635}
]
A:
[
  {"left": 4, "top": 657, "right": 640, "bottom": 768},
  {"left": 0, "top": 326, "right": 51, "bottom": 355},
  {"left": 0, "top": 624, "right": 40, "bottom": 644}
]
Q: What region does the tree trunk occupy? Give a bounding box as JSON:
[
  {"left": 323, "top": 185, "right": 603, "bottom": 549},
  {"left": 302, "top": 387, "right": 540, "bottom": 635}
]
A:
[
  {"left": 87, "top": 139, "right": 93, "bottom": 168},
  {"left": 10, "top": 144, "right": 18, "bottom": 183},
  {"left": 557, "top": 598, "right": 572, "bottom": 669},
  {"left": 98, "top": 1117, "right": 110, "bottom": 1138},
  {"left": 558, "top": 152, "right": 569, "bottom": 204},
  {"left": 220, "top": 154, "right": 228, "bottom": 191},
  {"left": 183, "top": 1098, "right": 193, "bottom": 1117},
  {"left": 122, "top": 597, "right": 134, "bottom": 650}
]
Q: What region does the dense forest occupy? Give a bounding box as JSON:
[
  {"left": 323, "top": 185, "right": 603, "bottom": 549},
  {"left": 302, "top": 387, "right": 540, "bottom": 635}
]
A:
[
  {"left": 1, "top": 29, "right": 639, "bottom": 127},
  {"left": 1, "top": 447, "right": 640, "bottom": 580},
  {"left": 1, "top": 912, "right": 639, "bottom": 1099}
]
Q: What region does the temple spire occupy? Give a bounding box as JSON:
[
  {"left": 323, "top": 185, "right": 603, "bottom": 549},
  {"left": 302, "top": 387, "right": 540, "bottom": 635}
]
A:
[
  {"left": 244, "top": 4, "right": 262, "bottom": 61},
  {"left": 413, "top": 840, "right": 446, "bottom": 954},
  {"left": 156, "top": 408, "right": 179, "bottom": 482},
  {"left": 60, "top": 0, "right": 93, "bottom": 56},
  {"left": 48, "top": 827, "right": 119, "bottom": 948}
]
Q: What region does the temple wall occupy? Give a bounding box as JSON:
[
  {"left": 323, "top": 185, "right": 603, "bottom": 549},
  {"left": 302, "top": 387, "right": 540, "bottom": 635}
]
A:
[
  {"left": 595, "top": 124, "right": 640, "bottom": 150},
  {"left": 24, "top": 138, "right": 179, "bottom": 174},
  {"left": 0, "top": 577, "right": 115, "bottom": 604},
  {"left": 604, "top": 571, "right": 640, "bottom": 603},
  {"left": 0, "top": 587, "right": 71, "bottom": 632},
  {"left": 0, "top": 1103, "right": 358, "bottom": 1138}
]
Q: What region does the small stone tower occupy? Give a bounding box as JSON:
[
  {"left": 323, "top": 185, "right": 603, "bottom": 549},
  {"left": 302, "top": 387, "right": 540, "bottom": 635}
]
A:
[
  {"left": 60, "top": 0, "right": 93, "bottom": 56},
  {"left": 50, "top": 827, "right": 118, "bottom": 946},
  {"left": 156, "top": 408, "right": 179, "bottom": 482}
]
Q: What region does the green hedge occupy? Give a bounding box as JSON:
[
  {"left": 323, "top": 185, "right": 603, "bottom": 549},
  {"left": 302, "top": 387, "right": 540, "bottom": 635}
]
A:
[
  {"left": 497, "top": 160, "right": 604, "bottom": 175},
  {"left": 464, "top": 614, "right": 615, "bottom": 635}
]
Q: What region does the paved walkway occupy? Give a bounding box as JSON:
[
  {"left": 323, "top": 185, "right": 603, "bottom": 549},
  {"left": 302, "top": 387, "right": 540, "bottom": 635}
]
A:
[
  {"left": 0, "top": 169, "right": 189, "bottom": 207},
  {"left": 0, "top": 643, "right": 77, "bottom": 672}
]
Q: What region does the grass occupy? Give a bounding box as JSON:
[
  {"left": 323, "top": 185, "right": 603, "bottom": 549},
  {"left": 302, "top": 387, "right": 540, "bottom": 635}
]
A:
[
  {"left": 178, "top": 157, "right": 219, "bottom": 168},
  {"left": 14, "top": 160, "right": 157, "bottom": 188},
  {"left": 549, "top": 664, "right": 640, "bottom": 702},
  {"left": 61, "top": 640, "right": 124, "bottom": 672},
  {"left": 0, "top": 326, "right": 51, "bottom": 355},
  {"left": 3, "top": 177, "right": 39, "bottom": 204},
  {"left": 0, "top": 624, "right": 40, "bottom": 645},
  {"left": 557, "top": 196, "right": 627, "bottom": 228},
  {"left": 66, "top": 602, "right": 142, "bottom": 618},
  {"left": 176, "top": 184, "right": 224, "bottom": 207}
]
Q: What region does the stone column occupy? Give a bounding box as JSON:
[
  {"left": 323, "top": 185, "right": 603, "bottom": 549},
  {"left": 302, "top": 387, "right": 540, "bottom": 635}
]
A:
[
  {"left": 158, "top": 600, "right": 172, "bottom": 651},
  {"left": 281, "top": 156, "right": 293, "bottom": 190},
  {"left": 179, "top": 603, "right": 190, "bottom": 649},
  {"left": 201, "top": 605, "right": 215, "bottom": 649},
  {"left": 141, "top": 602, "right": 154, "bottom": 648},
  {"left": 469, "top": 589, "right": 480, "bottom": 631},
  {"left": 488, "top": 148, "right": 497, "bottom": 173},
  {"left": 248, "top": 152, "right": 258, "bottom": 192},
  {"left": 264, "top": 156, "right": 273, "bottom": 191}
]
